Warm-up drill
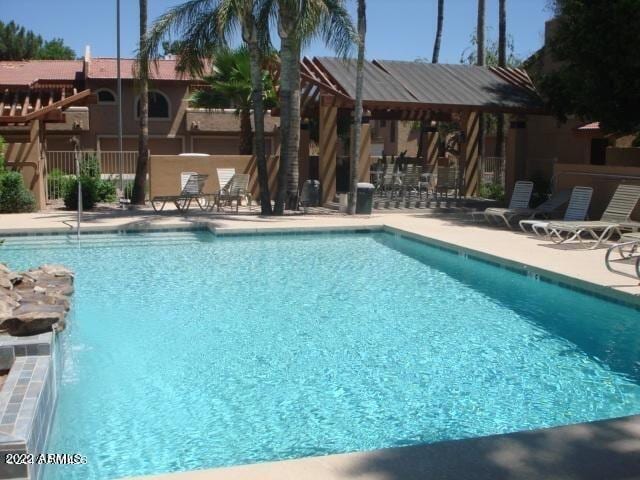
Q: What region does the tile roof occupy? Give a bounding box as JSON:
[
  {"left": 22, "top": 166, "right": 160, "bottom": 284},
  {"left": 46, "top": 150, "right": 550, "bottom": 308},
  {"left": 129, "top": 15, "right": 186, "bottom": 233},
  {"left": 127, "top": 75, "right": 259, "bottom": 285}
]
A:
[
  {"left": 0, "top": 60, "right": 83, "bottom": 86},
  {"left": 577, "top": 122, "right": 601, "bottom": 131},
  {"left": 87, "top": 58, "right": 197, "bottom": 81}
]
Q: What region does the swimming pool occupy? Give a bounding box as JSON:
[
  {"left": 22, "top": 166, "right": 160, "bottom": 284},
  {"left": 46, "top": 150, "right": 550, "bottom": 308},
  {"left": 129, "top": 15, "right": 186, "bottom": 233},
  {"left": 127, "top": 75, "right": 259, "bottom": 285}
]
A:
[{"left": 2, "top": 230, "right": 640, "bottom": 480}]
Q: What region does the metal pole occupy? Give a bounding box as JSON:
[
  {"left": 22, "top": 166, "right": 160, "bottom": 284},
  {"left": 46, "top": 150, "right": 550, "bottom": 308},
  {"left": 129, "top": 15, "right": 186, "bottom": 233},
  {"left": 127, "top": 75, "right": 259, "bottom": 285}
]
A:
[{"left": 117, "top": 0, "right": 124, "bottom": 193}]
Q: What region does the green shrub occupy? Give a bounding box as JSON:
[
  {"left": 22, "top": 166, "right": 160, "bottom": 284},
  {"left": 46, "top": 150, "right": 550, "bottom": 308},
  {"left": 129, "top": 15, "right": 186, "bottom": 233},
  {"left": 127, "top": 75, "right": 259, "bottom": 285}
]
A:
[
  {"left": 63, "top": 176, "right": 97, "bottom": 210},
  {"left": 479, "top": 182, "right": 505, "bottom": 202},
  {"left": 0, "top": 172, "right": 36, "bottom": 213},
  {"left": 79, "top": 154, "right": 101, "bottom": 179},
  {"left": 95, "top": 179, "right": 117, "bottom": 202},
  {"left": 47, "top": 169, "right": 74, "bottom": 199}
]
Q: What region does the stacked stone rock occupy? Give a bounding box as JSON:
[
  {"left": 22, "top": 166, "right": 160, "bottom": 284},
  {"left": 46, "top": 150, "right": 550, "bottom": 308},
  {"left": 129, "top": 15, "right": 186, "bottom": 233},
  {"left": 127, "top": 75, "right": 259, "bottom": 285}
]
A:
[{"left": 0, "top": 264, "right": 73, "bottom": 336}]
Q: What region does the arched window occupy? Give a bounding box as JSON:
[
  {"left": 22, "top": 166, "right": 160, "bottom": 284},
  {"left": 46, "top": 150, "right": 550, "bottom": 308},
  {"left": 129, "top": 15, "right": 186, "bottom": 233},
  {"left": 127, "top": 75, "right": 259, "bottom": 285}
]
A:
[
  {"left": 136, "top": 90, "right": 170, "bottom": 119},
  {"left": 96, "top": 89, "right": 116, "bottom": 104}
]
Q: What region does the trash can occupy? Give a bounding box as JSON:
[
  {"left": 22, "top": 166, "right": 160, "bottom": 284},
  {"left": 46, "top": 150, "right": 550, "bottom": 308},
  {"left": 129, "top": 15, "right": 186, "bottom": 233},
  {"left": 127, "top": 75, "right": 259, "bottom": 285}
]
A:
[{"left": 356, "top": 182, "right": 375, "bottom": 214}]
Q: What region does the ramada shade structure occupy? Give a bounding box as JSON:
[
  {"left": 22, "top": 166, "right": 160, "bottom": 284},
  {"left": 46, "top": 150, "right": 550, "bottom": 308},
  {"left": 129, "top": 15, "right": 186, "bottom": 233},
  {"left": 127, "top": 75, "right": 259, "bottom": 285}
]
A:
[
  {"left": 299, "top": 56, "right": 544, "bottom": 119},
  {"left": 294, "top": 57, "right": 545, "bottom": 203}
]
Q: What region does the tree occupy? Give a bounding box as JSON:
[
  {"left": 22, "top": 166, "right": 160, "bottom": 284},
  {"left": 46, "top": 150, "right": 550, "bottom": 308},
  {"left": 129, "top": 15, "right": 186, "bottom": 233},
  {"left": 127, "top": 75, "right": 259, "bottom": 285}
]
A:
[
  {"left": 432, "top": 0, "right": 444, "bottom": 64},
  {"left": 347, "top": 0, "right": 366, "bottom": 215},
  {"left": 270, "top": 0, "right": 355, "bottom": 214},
  {"left": 540, "top": 0, "right": 640, "bottom": 134},
  {"left": 140, "top": 0, "right": 275, "bottom": 215},
  {"left": 190, "top": 47, "right": 277, "bottom": 155},
  {"left": 0, "top": 21, "right": 75, "bottom": 60},
  {"left": 494, "top": 0, "right": 507, "bottom": 159},
  {"left": 132, "top": 0, "right": 150, "bottom": 205},
  {"left": 475, "top": 0, "right": 485, "bottom": 195}
]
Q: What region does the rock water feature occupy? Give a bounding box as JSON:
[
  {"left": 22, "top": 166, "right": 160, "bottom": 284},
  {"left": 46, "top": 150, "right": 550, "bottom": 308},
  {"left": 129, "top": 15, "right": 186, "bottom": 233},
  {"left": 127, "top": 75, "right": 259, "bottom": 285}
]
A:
[{"left": 0, "top": 263, "right": 73, "bottom": 336}]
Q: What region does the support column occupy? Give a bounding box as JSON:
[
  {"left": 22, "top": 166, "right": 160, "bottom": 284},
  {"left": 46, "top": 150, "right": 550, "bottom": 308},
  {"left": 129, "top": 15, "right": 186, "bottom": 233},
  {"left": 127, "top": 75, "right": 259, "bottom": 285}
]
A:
[
  {"left": 319, "top": 95, "right": 338, "bottom": 204},
  {"left": 298, "top": 121, "right": 310, "bottom": 189},
  {"left": 351, "top": 113, "right": 372, "bottom": 183},
  {"left": 460, "top": 111, "right": 481, "bottom": 197},
  {"left": 505, "top": 116, "right": 528, "bottom": 198},
  {"left": 424, "top": 130, "right": 439, "bottom": 172}
]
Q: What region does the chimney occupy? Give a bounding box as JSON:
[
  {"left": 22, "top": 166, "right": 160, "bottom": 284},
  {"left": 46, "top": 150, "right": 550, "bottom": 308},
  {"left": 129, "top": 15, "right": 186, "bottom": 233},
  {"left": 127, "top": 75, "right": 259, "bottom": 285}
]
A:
[{"left": 84, "top": 45, "right": 91, "bottom": 63}]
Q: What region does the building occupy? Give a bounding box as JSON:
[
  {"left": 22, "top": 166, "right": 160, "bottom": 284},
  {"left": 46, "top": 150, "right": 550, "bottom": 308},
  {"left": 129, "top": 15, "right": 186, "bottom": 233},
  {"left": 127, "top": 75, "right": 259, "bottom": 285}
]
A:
[{"left": 0, "top": 47, "right": 279, "bottom": 157}]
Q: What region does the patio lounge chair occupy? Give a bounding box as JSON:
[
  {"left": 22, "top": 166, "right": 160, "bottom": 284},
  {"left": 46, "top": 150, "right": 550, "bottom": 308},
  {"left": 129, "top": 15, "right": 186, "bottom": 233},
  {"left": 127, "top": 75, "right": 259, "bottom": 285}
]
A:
[
  {"left": 519, "top": 186, "right": 593, "bottom": 236},
  {"left": 215, "top": 173, "right": 251, "bottom": 212},
  {"left": 434, "top": 166, "right": 457, "bottom": 200},
  {"left": 471, "top": 181, "right": 535, "bottom": 228},
  {"left": 150, "top": 173, "right": 209, "bottom": 213},
  {"left": 545, "top": 184, "right": 640, "bottom": 249}
]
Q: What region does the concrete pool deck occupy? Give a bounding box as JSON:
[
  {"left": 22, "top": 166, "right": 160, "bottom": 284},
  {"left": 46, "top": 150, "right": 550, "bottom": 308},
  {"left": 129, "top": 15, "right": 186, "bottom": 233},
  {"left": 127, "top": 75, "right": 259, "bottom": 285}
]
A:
[{"left": 2, "top": 207, "right": 640, "bottom": 480}]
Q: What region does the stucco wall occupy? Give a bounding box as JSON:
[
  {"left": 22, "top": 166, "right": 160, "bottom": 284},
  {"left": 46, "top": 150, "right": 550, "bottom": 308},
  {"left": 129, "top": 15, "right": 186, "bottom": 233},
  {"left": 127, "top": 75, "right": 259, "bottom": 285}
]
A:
[{"left": 554, "top": 163, "right": 640, "bottom": 219}]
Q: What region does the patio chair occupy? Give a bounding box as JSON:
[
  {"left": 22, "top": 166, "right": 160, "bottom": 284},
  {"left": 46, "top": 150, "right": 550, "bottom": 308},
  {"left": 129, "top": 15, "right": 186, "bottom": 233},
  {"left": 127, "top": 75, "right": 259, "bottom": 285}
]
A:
[
  {"left": 519, "top": 186, "right": 593, "bottom": 236},
  {"left": 216, "top": 168, "right": 236, "bottom": 191},
  {"left": 434, "top": 166, "right": 457, "bottom": 200},
  {"left": 215, "top": 173, "right": 252, "bottom": 212},
  {"left": 471, "top": 181, "right": 535, "bottom": 228},
  {"left": 150, "top": 173, "right": 209, "bottom": 213},
  {"left": 400, "top": 165, "right": 422, "bottom": 198},
  {"left": 544, "top": 183, "right": 640, "bottom": 249}
]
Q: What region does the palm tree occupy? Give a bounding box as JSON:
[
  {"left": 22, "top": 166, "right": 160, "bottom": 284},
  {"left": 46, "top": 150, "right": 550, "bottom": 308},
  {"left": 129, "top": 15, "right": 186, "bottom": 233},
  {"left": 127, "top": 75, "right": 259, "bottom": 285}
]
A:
[
  {"left": 475, "top": 0, "right": 485, "bottom": 195},
  {"left": 132, "top": 0, "right": 149, "bottom": 205},
  {"left": 139, "top": 0, "right": 274, "bottom": 215},
  {"left": 269, "top": 0, "right": 355, "bottom": 214},
  {"left": 347, "top": 0, "right": 366, "bottom": 215},
  {"left": 495, "top": 0, "right": 507, "bottom": 159},
  {"left": 431, "top": 0, "right": 444, "bottom": 63},
  {"left": 190, "top": 47, "right": 277, "bottom": 155}
]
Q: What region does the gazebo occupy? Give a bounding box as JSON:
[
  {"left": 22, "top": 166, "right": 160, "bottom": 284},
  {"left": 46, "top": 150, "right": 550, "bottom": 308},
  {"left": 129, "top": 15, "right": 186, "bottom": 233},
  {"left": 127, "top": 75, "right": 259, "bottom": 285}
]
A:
[
  {"left": 0, "top": 84, "right": 94, "bottom": 209},
  {"left": 295, "top": 57, "right": 545, "bottom": 204}
]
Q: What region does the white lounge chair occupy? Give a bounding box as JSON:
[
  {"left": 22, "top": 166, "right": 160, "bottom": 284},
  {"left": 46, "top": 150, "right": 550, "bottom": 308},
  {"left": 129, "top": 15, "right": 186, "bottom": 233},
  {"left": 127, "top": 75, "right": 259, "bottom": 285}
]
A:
[
  {"left": 216, "top": 168, "right": 235, "bottom": 191},
  {"left": 471, "top": 181, "right": 535, "bottom": 228},
  {"left": 519, "top": 186, "right": 593, "bottom": 235},
  {"left": 545, "top": 184, "right": 640, "bottom": 249}
]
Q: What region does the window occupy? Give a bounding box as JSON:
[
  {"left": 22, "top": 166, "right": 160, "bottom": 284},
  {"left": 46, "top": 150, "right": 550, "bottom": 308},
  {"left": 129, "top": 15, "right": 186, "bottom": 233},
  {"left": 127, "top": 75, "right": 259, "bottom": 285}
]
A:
[
  {"left": 136, "top": 90, "right": 170, "bottom": 119},
  {"left": 390, "top": 121, "right": 396, "bottom": 143},
  {"left": 96, "top": 89, "right": 116, "bottom": 104}
]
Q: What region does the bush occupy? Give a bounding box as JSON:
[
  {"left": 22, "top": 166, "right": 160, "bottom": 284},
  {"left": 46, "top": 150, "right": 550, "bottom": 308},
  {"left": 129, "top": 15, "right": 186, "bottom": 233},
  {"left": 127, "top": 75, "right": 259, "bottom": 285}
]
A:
[
  {"left": 79, "top": 154, "right": 101, "bottom": 179},
  {"left": 479, "top": 182, "right": 505, "bottom": 202},
  {"left": 47, "top": 169, "right": 74, "bottom": 199},
  {"left": 0, "top": 172, "right": 36, "bottom": 213},
  {"left": 95, "top": 179, "right": 117, "bottom": 202},
  {"left": 63, "top": 176, "right": 97, "bottom": 210}
]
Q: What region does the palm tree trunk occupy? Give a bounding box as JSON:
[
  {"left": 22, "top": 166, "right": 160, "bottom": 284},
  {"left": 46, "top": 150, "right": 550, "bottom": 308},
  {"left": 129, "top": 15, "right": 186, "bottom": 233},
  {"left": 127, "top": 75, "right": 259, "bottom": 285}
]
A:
[
  {"left": 132, "top": 0, "right": 149, "bottom": 205},
  {"left": 348, "top": 0, "right": 367, "bottom": 215},
  {"left": 274, "top": 9, "right": 295, "bottom": 215},
  {"left": 239, "top": 109, "right": 253, "bottom": 155},
  {"left": 495, "top": 0, "right": 507, "bottom": 159},
  {"left": 246, "top": 35, "right": 272, "bottom": 215},
  {"left": 285, "top": 46, "right": 301, "bottom": 210},
  {"left": 474, "top": 0, "right": 485, "bottom": 196},
  {"left": 432, "top": 0, "right": 444, "bottom": 63}
]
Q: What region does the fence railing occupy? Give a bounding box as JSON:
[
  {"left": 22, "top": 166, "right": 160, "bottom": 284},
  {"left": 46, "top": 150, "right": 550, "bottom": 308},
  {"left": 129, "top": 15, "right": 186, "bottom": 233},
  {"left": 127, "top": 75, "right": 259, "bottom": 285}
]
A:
[
  {"left": 45, "top": 151, "right": 138, "bottom": 201},
  {"left": 482, "top": 156, "right": 505, "bottom": 186}
]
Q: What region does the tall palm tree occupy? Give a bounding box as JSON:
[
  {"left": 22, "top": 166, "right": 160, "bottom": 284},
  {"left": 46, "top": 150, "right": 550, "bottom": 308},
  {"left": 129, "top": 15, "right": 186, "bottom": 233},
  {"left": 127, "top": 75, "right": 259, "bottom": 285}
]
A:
[
  {"left": 269, "top": 0, "right": 355, "bottom": 214},
  {"left": 431, "top": 0, "right": 444, "bottom": 63},
  {"left": 495, "top": 0, "right": 507, "bottom": 159},
  {"left": 475, "top": 0, "right": 485, "bottom": 195},
  {"left": 190, "top": 47, "right": 277, "bottom": 155},
  {"left": 139, "top": 0, "right": 274, "bottom": 215},
  {"left": 132, "top": 0, "right": 149, "bottom": 205},
  {"left": 347, "top": 0, "right": 366, "bottom": 215}
]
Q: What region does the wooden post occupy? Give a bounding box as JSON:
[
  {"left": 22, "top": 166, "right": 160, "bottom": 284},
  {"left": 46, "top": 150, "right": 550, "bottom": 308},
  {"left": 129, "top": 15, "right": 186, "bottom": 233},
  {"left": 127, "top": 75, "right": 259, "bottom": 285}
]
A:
[
  {"left": 319, "top": 95, "right": 338, "bottom": 204},
  {"left": 298, "top": 121, "right": 310, "bottom": 190},
  {"left": 352, "top": 113, "right": 372, "bottom": 183},
  {"left": 460, "top": 111, "right": 481, "bottom": 197},
  {"left": 505, "top": 116, "right": 528, "bottom": 198},
  {"left": 424, "top": 130, "right": 439, "bottom": 172}
]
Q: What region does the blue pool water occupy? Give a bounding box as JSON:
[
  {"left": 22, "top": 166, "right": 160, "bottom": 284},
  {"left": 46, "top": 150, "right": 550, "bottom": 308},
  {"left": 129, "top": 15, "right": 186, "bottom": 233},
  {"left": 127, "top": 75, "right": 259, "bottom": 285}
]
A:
[{"left": 2, "top": 230, "right": 640, "bottom": 480}]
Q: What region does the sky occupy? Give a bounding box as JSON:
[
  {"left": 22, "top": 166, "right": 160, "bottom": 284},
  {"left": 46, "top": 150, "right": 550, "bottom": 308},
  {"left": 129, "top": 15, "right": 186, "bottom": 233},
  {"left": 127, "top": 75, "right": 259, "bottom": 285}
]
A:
[{"left": 1, "top": 0, "right": 554, "bottom": 63}]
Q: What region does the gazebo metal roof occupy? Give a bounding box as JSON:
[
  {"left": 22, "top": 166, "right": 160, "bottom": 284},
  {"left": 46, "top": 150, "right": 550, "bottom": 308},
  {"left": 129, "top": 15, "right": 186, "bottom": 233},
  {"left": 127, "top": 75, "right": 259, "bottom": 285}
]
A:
[{"left": 299, "top": 56, "right": 544, "bottom": 118}]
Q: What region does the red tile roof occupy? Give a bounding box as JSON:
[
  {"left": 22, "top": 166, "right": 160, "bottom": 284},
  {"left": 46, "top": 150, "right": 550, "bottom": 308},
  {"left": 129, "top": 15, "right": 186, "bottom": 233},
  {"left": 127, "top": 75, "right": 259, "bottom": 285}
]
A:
[
  {"left": 0, "top": 60, "right": 83, "bottom": 86},
  {"left": 88, "top": 58, "right": 197, "bottom": 81}
]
